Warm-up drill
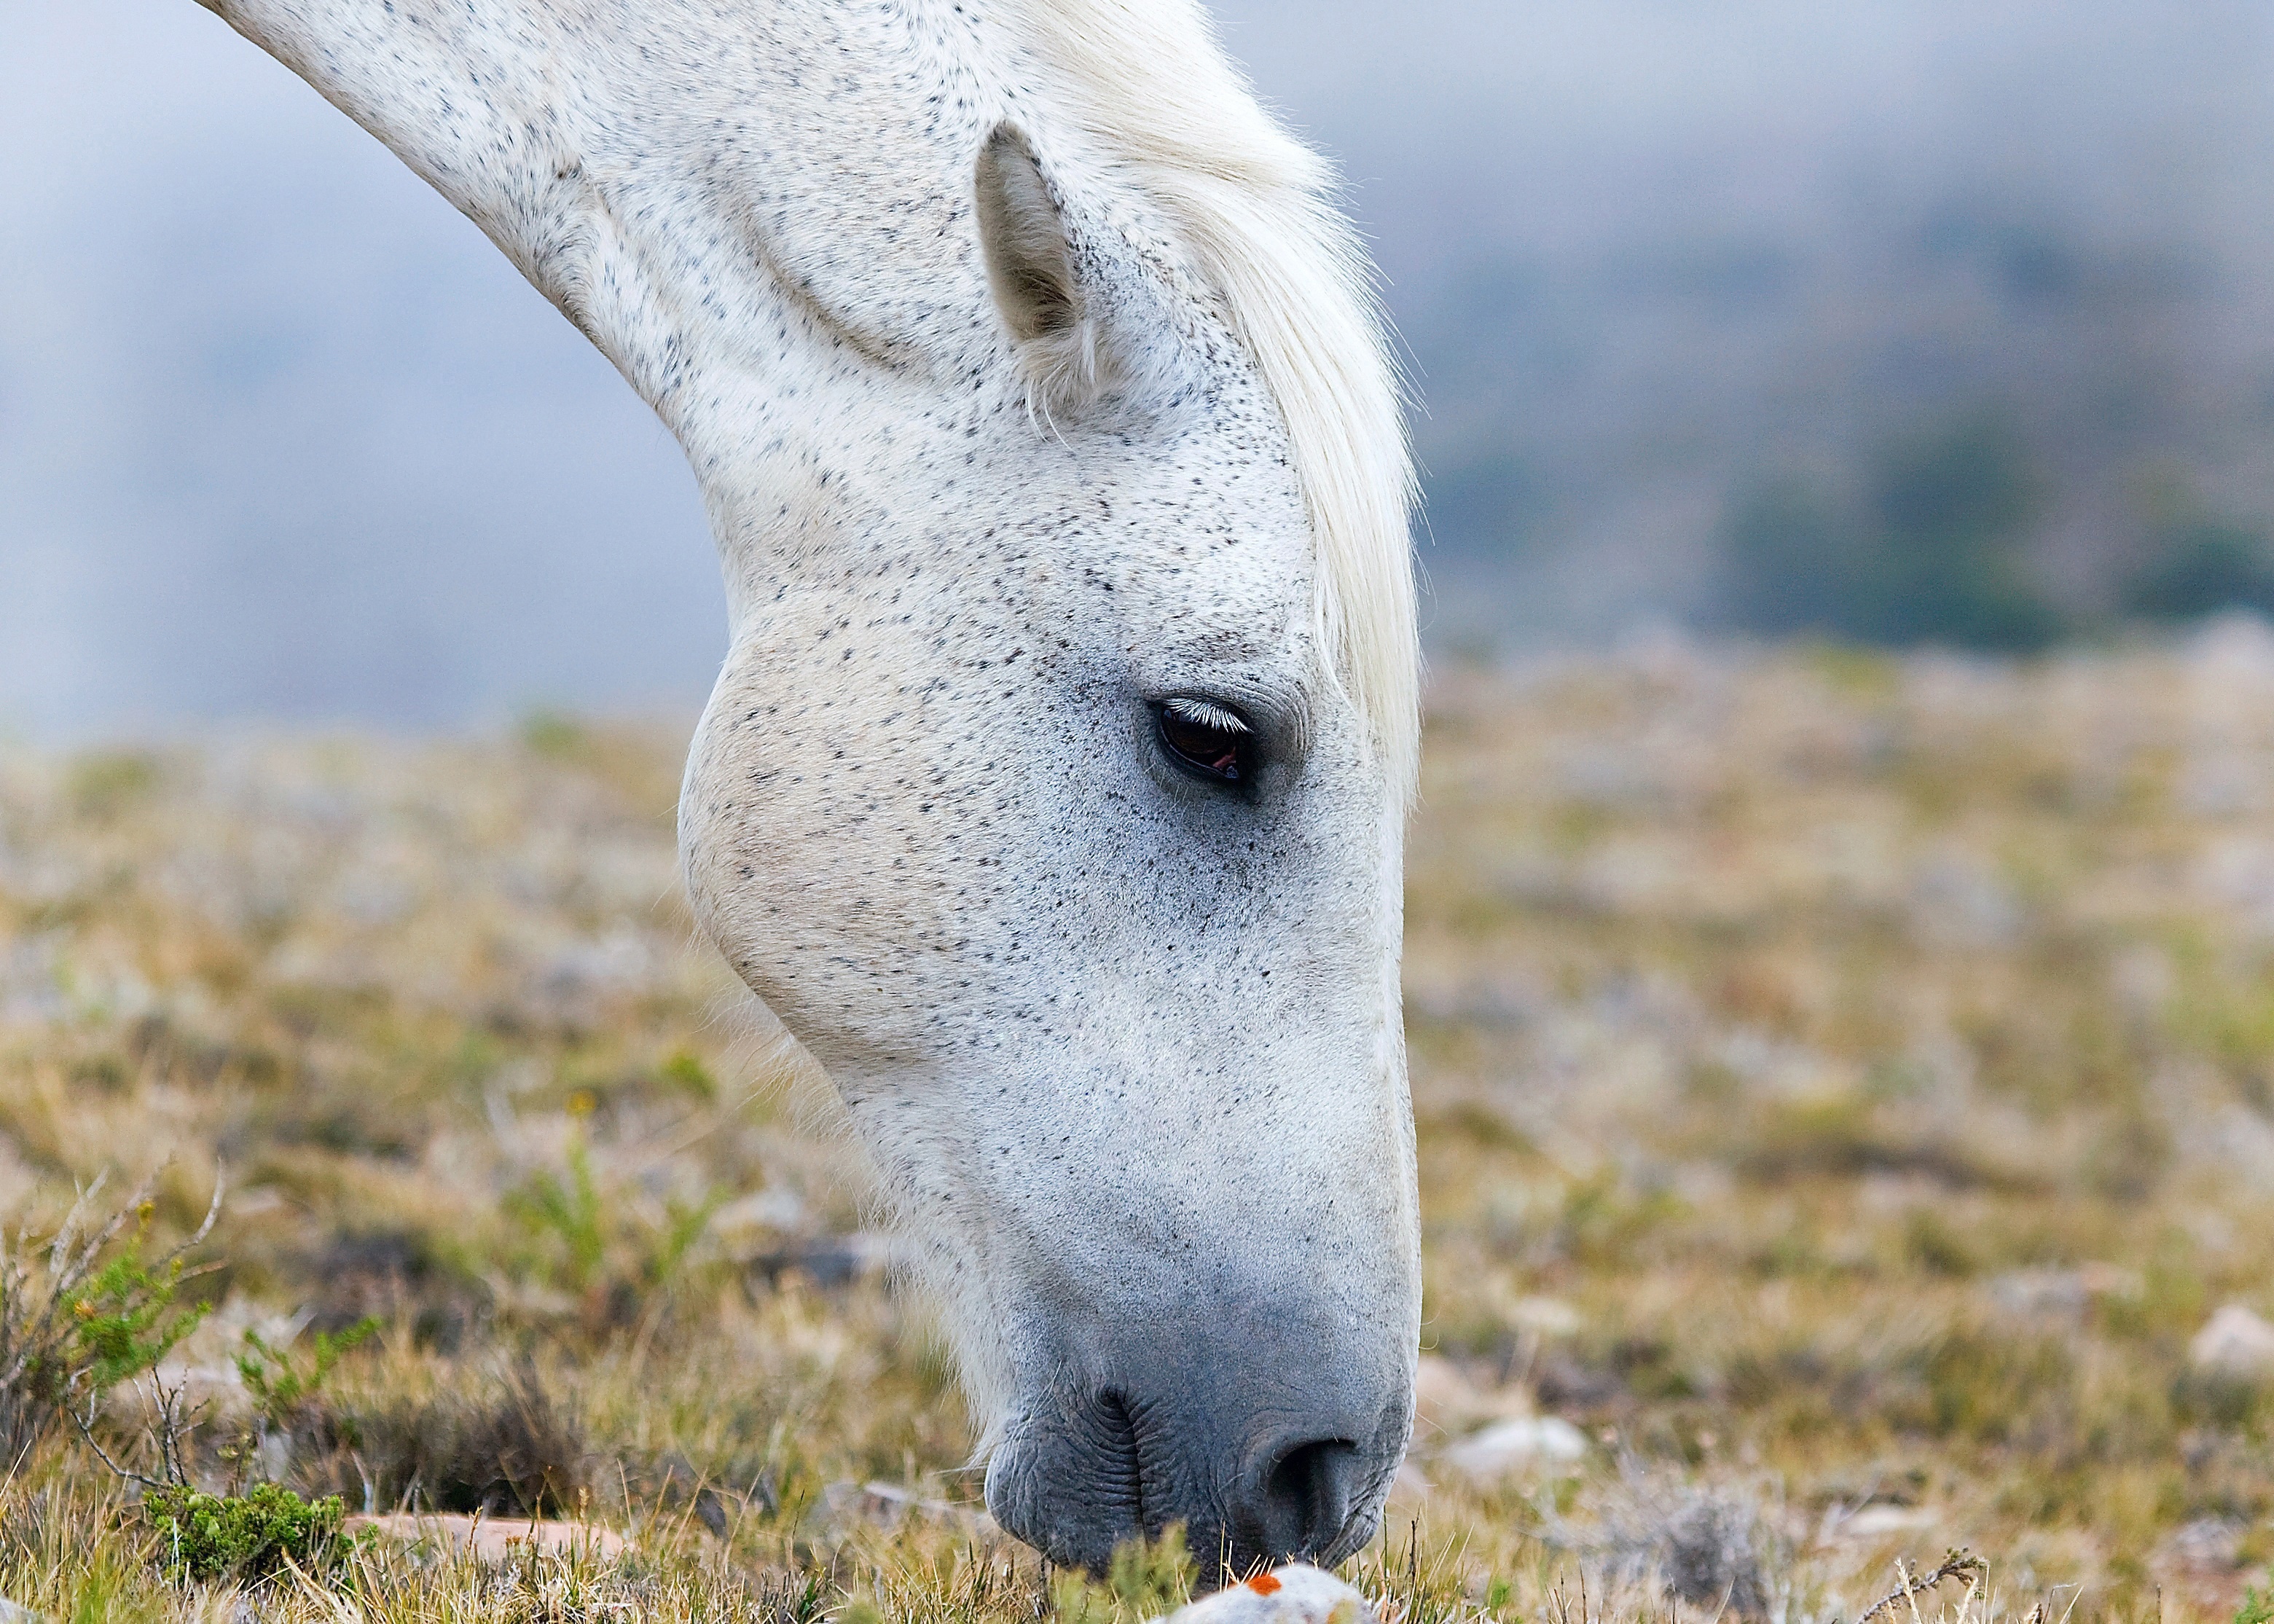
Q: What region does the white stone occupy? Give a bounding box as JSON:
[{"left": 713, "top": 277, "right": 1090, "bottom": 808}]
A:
[
  {"left": 821, "top": 1479, "right": 997, "bottom": 1539},
  {"left": 1830, "top": 1505, "right": 1936, "bottom": 1540},
  {"left": 1158, "top": 1566, "right": 1376, "bottom": 1624},
  {"left": 2189, "top": 1303, "right": 2274, "bottom": 1379},
  {"left": 1986, "top": 1263, "right": 2140, "bottom": 1320},
  {"left": 1506, "top": 1296, "right": 1583, "bottom": 1337},
  {"left": 1411, "top": 1354, "right": 1545, "bottom": 1437},
  {"left": 1410, "top": 1354, "right": 1483, "bottom": 1432},
  {"left": 1441, "top": 1415, "right": 1589, "bottom": 1480},
  {"left": 709, "top": 1186, "right": 809, "bottom": 1258},
  {"left": 0, "top": 1598, "right": 47, "bottom": 1624}
]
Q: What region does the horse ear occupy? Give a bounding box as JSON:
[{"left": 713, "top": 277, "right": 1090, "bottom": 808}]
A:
[
  {"left": 976, "top": 126, "right": 1077, "bottom": 342},
  {"left": 975, "top": 123, "right": 1113, "bottom": 412}
]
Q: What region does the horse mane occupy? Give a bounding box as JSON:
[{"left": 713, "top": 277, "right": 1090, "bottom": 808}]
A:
[{"left": 1000, "top": 0, "right": 1420, "bottom": 796}]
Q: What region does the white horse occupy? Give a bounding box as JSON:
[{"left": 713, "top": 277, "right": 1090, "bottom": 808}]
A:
[{"left": 189, "top": 0, "right": 1420, "bottom": 1577}]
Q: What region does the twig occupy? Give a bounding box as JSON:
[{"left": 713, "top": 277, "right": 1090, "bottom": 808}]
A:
[
  {"left": 144, "top": 1367, "right": 210, "bottom": 1488},
  {"left": 66, "top": 1395, "right": 165, "bottom": 1492},
  {"left": 1855, "top": 1550, "right": 1987, "bottom": 1624}
]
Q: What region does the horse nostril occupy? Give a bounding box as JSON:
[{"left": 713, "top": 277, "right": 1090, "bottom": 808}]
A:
[{"left": 1247, "top": 1437, "right": 1363, "bottom": 1564}]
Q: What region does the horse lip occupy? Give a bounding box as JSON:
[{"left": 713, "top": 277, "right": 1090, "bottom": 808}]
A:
[
  {"left": 982, "top": 1368, "right": 1409, "bottom": 1580},
  {"left": 983, "top": 1393, "right": 1192, "bottom": 1572}
]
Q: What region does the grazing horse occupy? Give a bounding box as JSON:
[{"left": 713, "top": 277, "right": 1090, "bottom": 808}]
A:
[{"left": 189, "top": 0, "right": 1420, "bottom": 1577}]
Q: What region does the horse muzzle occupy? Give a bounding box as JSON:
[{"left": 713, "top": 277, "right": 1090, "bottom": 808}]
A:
[{"left": 981, "top": 1306, "right": 1412, "bottom": 1581}]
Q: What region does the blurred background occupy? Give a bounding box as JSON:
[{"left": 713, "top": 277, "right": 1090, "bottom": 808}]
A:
[{"left": 7, "top": 1, "right": 2274, "bottom": 733}]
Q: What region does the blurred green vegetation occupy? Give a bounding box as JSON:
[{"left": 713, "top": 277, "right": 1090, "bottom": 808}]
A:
[
  {"left": 1722, "top": 414, "right": 2061, "bottom": 651},
  {"left": 2124, "top": 516, "right": 2274, "bottom": 624},
  {"left": 1410, "top": 180, "right": 2274, "bottom": 662},
  {"left": 1720, "top": 415, "right": 2274, "bottom": 651}
]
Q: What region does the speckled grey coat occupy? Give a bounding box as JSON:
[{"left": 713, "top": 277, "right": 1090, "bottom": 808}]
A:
[{"left": 189, "top": 0, "right": 1419, "bottom": 1576}]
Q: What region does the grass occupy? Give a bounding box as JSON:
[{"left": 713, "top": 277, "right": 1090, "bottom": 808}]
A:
[{"left": 2, "top": 635, "right": 2273, "bottom": 1620}]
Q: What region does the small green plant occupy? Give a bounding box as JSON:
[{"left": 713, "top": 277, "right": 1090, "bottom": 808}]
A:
[
  {"left": 507, "top": 1134, "right": 608, "bottom": 1293},
  {"left": 224, "top": 1314, "right": 383, "bottom": 1491},
  {"left": 1348, "top": 1521, "right": 1479, "bottom": 1624},
  {"left": 144, "top": 1483, "right": 345, "bottom": 1582},
  {"left": 758, "top": 1572, "right": 831, "bottom": 1624},
  {"left": 2123, "top": 514, "right": 2274, "bottom": 623},
  {"left": 660, "top": 1050, "right": 717, "bottom": 1099},
  {"left": 502, "top": 1122, "right": 719, "bottom": 1323},
  {"left": 2235, "top": 1586, "right": 2273, "bottom": 1624},
  {"left": 74, "top": 1231, "right": 214, "bottom": 1397},
  {"left": 1720, "top": 412, "right": 2062, "bottom": 651},
  {"left": 518, "top": 710, "right": 590, "bottom": 760},
  {"left": 1052, "top": 1527, "right": 1194, "bottom": 1624},
  {"left": 650, "top": 1194, "right": 720, "bottom": 1290},
  {"left": 236, "top": 1317, "right": 380, "bottom": 1430},
  {"left": 67, "top": 750, "right": 162, "bottom": 819}
]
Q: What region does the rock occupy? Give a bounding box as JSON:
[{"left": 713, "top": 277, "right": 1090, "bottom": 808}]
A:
[
  {"left": 1908, "top": 850, "right": 2022, "bottom": 948},
  {"left": 1411, "top": 1354, "right": 1483, "bottom": 1433},
  {"left": 1441, "top": 1414, "right": 1588, "bottom": 1479},
  {"left": 1158, "top": 1566, "right": 1376, "bottom": 1624},
  {"left": 0, "top": 1598, "right": 48, "bottom": 1624},
  {"left": 709, "top": 1186, "right": 808, "bottom": 1255},
  {"left": 821, "top": 1479, "right": 997, "bottom": 1539},
  {"left": 1505, "top": 1295, "right": 1583, "bottom": 1338},
  {"left": 346, "top": 1513, "right": 628, "bottom": 1559},
  {"left": 2189, "top": 1303, "right": 2274, "bottom": 1380},
  {"left": 1985, "top": 1263, "right": 2140, "bottom": 1320},
  {"left": 751, "top": 1231, "right": 902, "bottom": 1288},
  {"left": 2162, "top": 1515, "right": 2246, "bottom": 1573},
  {"left": 1411, "top": 1353, "right": 1540, "bottom": 1437},
  {"left": 1827, "top": 1504, "right": 1935, "bottom": 1541}
]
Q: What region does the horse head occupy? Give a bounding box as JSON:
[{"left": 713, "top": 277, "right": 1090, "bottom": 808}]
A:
[{"left": 192, "top": 0, "right": 1419, "bottom": 1578}]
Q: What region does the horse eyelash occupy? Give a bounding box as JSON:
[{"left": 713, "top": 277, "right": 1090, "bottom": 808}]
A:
[{"left": 1161, "top": 696, "right": 1250, "bottom": 734}]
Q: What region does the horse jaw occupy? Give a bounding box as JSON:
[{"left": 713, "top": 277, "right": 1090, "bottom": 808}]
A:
[{"left": 678, "top": 343, "right": 1419, "bottom": 1573}]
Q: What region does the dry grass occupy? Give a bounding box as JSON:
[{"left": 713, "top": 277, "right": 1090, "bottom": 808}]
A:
[{"left": 4, "top": 635, "right": 2274, "bottom": 1621}]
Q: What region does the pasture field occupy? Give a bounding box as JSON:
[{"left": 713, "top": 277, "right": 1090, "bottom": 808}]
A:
[{"left": 4, "top": 635, "right": 2273, "bottom": 1621}]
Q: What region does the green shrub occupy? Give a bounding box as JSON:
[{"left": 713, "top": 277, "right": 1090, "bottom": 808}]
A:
[
  {"left": 144, "top": 1483, "right": 345, "bottom": 1582},
  {"left": 1722, "top": 412, "right": 2063, "bottom": 652},
  {"left": 501, "top": 1125, "right": 718, "bottom": 1324},
  {"left": 2122, "top": 518, "right": 2274, "bottom": 621},
  {"left": 0, "top": 1181, "right": 216, "bottom": 1470},
  {"left": 1720, "top": 479, "right": 1860, "bottom": 639},
  {"left": 236, "top": 1317, "right": 380, "bottom": 1431}
]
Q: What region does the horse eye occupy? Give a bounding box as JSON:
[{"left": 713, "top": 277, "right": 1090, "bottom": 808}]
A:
[{"left": 1155, "top": 697, "right": 1253, "bottom": 785}]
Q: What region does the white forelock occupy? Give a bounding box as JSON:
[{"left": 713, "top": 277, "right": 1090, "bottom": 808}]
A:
[{"left": 1000, "top": 0, "right": 1421, "bottom": 799}]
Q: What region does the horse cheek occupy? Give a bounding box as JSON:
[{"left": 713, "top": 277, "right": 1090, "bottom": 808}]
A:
[{"left": 678, "top": 636, "right": 961, "bottom": 1077}]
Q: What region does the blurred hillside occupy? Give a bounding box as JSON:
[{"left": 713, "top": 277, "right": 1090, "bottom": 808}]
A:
[
  {"left": 1290, "top": 0, "right": 2274, "bottom": 653},
  {"left": 8, "top": 2, "right": 2274, "bottom": 729}
]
